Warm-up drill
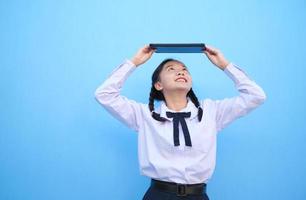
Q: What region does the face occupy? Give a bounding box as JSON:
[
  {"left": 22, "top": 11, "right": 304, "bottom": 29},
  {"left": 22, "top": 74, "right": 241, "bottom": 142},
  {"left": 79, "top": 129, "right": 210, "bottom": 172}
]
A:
[{"left": 154, "top": 61, "right": 192, "bottom": 93}]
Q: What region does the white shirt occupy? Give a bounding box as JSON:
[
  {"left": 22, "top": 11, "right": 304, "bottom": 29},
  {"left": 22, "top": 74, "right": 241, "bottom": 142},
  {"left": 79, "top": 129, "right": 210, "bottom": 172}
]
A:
[{"left": 94, "top": 59, "right": 266, "bottom": 184}]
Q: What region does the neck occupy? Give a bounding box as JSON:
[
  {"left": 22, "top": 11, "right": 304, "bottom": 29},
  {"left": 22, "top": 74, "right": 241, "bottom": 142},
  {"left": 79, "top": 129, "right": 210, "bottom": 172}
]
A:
[{"left": 164, "top": 91, "right": 188, "bottom": 111}]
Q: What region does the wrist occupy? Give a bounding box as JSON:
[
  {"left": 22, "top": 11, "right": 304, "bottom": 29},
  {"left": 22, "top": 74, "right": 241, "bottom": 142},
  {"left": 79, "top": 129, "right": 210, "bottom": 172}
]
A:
[
  {"left": 130, "top": 58, "right": 141, "bottom": 67},
  {"left": 218, "top": 60, "right": 230, "bottom": 70}
]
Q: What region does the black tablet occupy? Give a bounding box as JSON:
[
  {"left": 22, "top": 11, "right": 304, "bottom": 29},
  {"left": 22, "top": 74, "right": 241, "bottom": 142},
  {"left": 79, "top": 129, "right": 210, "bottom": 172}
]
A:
[{"left": 149, "top": 43, "right": 206, "bottom": 53}]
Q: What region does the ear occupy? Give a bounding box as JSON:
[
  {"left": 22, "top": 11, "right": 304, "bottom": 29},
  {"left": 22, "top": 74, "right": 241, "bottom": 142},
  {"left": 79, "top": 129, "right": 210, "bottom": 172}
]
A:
[{"left": 154, "top": 81, "right": 163, "bottom": 91}]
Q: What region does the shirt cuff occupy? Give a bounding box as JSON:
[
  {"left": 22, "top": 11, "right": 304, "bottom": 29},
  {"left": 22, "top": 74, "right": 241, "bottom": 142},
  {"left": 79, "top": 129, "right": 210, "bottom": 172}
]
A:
[{"left": 125, "top": 59, "right": 137, "bottom": 68}]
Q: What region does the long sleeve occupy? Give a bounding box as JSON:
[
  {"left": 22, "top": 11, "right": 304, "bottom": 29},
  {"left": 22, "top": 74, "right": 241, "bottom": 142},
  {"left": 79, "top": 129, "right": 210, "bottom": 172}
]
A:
[
  {"left": 214, "top": 63, "right": 267, "bottom": 132},
  {"left": 94, "top": 59, "right": 143, "bottom": 132}
]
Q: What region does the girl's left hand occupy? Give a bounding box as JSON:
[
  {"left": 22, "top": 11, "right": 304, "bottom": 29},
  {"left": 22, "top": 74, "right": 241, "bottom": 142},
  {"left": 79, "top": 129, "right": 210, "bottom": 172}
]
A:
[{"left": 203, "top": 45, "right": 230, "bottom": 70}]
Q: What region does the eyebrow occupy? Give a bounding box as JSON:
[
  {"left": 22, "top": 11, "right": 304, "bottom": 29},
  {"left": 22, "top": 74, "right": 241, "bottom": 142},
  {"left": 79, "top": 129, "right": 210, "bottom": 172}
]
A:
[{"left": 165, "top": 64, "right": 187, "bottom": 70}]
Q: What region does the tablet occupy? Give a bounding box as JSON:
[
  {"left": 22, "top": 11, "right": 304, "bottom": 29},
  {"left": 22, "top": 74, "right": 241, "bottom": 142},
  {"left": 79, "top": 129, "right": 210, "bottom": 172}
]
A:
[{"left": 149, "top": 43, "right": 206, "bottom": 53}]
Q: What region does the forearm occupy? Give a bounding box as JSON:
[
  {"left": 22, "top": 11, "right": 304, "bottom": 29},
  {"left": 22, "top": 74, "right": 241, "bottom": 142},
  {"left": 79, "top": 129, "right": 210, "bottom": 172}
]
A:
[
  {"left": 94, "top": 59, "right": 136, "bottom": 103},
  {"left": 94, "top": 59, "right": 142, "bottom": 131},
  {"left": 215, "top": 63, "right": 266, "bottom": 131},
  {"left": 224, "top": 63, "right": 267, "bottom": 102}
]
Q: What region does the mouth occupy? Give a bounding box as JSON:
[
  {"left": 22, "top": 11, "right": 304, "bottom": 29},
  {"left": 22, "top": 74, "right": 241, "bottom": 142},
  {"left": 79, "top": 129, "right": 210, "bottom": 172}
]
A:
[{"left": 175, "top": 77, "right": 187, "bottom": 83}]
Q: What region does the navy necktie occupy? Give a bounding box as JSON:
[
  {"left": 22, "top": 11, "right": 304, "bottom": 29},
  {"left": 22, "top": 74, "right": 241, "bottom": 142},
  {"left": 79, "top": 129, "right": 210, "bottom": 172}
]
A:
[{"left": 166, "top": 111, "right": 192, "bottom": 147}]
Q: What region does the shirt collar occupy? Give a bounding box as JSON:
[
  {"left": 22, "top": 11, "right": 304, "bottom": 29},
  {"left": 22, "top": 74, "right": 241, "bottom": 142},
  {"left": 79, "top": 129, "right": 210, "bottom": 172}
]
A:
[{"left": 157, "top": 97, "right": 199, "bottom": 121}]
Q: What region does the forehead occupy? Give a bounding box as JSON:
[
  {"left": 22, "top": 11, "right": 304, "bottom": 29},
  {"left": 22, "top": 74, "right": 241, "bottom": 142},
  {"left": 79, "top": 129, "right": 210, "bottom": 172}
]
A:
[{"left": 163, "top": 61, "right": 186, "bottom": 69}]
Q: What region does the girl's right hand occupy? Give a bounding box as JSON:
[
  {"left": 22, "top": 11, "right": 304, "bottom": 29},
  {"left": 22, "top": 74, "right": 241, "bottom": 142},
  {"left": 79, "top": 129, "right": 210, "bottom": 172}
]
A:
[{"left": 130, "top": 45, "right": 155, "bottom": 67}]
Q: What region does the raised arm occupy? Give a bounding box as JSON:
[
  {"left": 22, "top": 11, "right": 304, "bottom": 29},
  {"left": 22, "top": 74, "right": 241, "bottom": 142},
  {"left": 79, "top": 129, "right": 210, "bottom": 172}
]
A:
[
  {"left": 94, "top": 45, "right": 155, "bottom": 132},
  {"left": 203, "top": 45, "right": 267, "bottom": 132}
]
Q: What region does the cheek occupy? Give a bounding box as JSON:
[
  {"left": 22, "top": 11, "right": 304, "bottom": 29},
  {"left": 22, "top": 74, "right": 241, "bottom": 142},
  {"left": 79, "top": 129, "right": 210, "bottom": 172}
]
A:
[
  {"left": 160, "top": 74, "right": 173, "bottom": 85},
  {"left": 187, "top": 75, "right": 192, "bottom": 85}
]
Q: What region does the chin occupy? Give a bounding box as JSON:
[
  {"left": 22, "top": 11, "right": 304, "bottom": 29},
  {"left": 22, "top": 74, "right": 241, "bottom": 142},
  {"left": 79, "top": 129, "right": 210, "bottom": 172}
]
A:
[{"left": 174, "top": 86, "right": 191, "bottom": 92}]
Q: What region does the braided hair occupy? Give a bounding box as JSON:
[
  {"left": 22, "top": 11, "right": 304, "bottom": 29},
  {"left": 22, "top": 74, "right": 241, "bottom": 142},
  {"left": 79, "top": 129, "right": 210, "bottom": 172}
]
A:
[{"left": 149, "top": 58, "right": 203, "bottom": 122}]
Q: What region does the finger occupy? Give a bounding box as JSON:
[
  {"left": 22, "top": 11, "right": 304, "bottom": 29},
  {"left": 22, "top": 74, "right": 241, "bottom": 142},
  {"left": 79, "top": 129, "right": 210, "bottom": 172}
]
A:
[
  {"left": 203, "top": 49, "right": 213, "bottom": 56},
  {"left": 205, "top": 47, "right": 216, "bottom": 54},
  {"left": 146, "top": 44, "right": 156, "bottom": 52},
  {"left": 206, "top": 49, "right": 217, "bottom": 55},
  {"left": 143, "top": 46, "right": 152, "bottom": 53},
  {"left": 205, "top": 45, "right": 218, "bottom": 54},
  {"left": 144, "top": 47, "right": 155, "bottom": 56},
  {"left": 205, "top": 44, "right": 217, "bottom": 51},
  {"left": 149, "top": 46, "right": 156, "bottom": 52}
]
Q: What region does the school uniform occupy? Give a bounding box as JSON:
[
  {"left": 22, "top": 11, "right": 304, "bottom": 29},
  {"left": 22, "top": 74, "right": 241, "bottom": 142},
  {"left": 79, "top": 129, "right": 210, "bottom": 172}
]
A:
[{"left": 94, "top": 59, "right": 266, "bottom": 199}]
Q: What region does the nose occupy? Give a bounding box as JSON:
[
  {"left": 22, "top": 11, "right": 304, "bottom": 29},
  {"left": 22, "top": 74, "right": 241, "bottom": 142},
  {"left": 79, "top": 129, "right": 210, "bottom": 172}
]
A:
[{"left": 176, "top": 70, "right": 185, "bottom": 76}]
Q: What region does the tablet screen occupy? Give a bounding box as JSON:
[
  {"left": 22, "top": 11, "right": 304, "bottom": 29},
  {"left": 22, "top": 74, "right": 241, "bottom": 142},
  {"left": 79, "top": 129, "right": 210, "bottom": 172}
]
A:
[{"left": 149, "top": 43, "right": 206, "bottom": 53}]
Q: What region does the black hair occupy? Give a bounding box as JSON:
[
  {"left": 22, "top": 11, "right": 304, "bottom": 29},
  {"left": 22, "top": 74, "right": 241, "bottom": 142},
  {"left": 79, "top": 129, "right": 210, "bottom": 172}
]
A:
[{"left": 148, "top": 58, "right": 203, "bottom": 122}]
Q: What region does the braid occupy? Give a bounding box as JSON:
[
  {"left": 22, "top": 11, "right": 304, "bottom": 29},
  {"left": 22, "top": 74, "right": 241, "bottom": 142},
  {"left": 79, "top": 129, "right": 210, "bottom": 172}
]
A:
[
  {"left": 188, "top": 88, "right": 203, "bottom": 122},
  {"left": 149, "top": 86, "right": 167, "bottom": 122},
  {"left": 149, "top": 86, "right": 155, "bottom": 112}
]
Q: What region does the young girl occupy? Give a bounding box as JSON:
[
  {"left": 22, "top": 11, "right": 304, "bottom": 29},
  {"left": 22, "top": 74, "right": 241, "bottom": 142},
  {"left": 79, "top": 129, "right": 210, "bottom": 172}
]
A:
[{"left": 95, "top": 45, "right": 266, "bottom": 200}]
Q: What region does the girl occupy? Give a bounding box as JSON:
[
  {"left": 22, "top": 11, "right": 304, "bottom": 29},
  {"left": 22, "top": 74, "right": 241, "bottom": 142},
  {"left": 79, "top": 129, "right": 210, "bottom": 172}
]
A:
[{"left": 95, "top": 45, "right": 266, "bottom": 200}]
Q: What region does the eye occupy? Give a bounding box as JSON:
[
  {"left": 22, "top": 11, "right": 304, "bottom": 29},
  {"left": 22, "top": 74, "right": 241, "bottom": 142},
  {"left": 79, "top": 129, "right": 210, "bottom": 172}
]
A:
[{"left": 167, "top": 67, "right": 174, "bottom": 71}]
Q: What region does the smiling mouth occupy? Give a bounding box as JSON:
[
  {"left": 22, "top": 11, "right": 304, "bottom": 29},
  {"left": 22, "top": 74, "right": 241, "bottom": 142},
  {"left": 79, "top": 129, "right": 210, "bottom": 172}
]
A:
[{"left": 175, "top": 77, "right": 187, "bottom": 83}]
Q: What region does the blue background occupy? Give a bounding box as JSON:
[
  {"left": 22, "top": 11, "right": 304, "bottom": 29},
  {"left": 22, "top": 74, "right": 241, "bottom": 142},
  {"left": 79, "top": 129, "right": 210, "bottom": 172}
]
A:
[{"left": 1, "top": 0, "right": 305, "bottom": 199}]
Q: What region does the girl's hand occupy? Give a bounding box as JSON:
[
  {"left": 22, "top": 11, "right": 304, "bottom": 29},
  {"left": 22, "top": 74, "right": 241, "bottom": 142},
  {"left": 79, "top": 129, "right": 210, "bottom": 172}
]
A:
[
  {"left": 203, "top": 45, "right": 230, "bottom": 70},
  {"left": 131, "top": 45, "right": 155, "bottom": 67}
]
